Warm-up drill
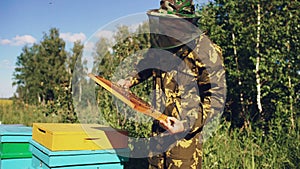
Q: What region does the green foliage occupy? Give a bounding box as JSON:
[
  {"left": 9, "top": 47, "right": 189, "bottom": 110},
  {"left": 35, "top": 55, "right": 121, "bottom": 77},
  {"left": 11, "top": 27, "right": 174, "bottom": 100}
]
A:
[
  {"left": 13, "top": 28, "right": 84, "bottom": 123},
  {"left": 197, "top": 1, "right": 299, "bottom": 167},
  {"left": 1, "top": 102, "right": 298, "bottom": 168},
  {"left": 8, "top": 1, "right": 300, "bottom": 167},
  {"left": 203, "top": 119, "right": 299, "bottom": 168},
  {"left": 90, "top": 22, "right": 153, "bottom": 137},
  {"left": 0, "top": 101, "right": 61, "bottom": 126},
  {"left": 198, "top": 0, "right": 300, "bottom": 129}
]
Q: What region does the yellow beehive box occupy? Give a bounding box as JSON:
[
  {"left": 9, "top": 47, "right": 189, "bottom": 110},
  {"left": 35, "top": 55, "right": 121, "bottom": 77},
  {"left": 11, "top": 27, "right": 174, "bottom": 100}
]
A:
[{"left": 32, "top": 123, "right": 128, "bottom": 151}]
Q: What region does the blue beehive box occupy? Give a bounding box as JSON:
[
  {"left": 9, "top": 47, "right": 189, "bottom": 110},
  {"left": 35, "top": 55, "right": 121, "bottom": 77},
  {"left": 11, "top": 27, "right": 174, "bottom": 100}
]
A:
[
  {"left": 1, "top": 158, "right": 33, "bottom": 169},
  {"left": 30, "top": 140, "right": 129, "bottom": 169},
  {"left": 0, "top": 124, "right": 33, "bottom": 169}
]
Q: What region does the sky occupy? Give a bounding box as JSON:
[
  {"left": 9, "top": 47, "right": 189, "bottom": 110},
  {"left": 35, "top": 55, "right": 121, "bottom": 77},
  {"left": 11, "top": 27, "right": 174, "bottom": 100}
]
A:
[{"left": 0, "top": 0, "right": 209, "bottom": 98}]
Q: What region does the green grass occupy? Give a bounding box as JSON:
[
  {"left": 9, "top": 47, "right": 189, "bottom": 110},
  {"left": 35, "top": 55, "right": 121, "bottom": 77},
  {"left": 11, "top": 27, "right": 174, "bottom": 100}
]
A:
[
  {"left": 0, "top": 101, "right": 61, "bottom": 126},
  {"left": 202, "top": 122, "right": 299, "bottom": 169},
  {"left": 0, "top": 102, "right": 298, "bottom": 168}
]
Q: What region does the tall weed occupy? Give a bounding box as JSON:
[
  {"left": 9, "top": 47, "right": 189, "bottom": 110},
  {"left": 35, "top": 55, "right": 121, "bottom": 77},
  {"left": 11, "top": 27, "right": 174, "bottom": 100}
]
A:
[
  {"left": 1, "top": 101, "right": 298, "bottom": 168},
  {"left": 203, "top": 120, "right": 299, "bottom": 168},
  {"left": 0, "top": 102, "right": 60, "bottom": 126}
]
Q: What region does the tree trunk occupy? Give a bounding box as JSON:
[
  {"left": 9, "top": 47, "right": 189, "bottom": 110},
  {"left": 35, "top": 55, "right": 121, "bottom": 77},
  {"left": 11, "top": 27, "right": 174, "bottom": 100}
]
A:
[
  {"left": 255, "top": 3, "right": 262, "bottom": 114},
  {"left": 232, "top": 32, "right": 247, "bottom": 125},
  {"left": 286, "top": 10, "right": 295, "bottom": 130},
  {"left": 232, "top": 33, "right": 245, "bottom": 111},
  {"left": 79, "top": 81, "right": 82, "bottom": 102},
  {"left": 288, "top": 64, "right": 295, "bottom": 129}
]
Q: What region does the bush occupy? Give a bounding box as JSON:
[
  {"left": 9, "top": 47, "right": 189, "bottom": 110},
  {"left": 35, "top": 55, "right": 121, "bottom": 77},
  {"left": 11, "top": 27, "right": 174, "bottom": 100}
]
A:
[
  {"left": 203, "top": 119, "right": 299, "bottom": 168},
  {"left": 0, "top": 101, "right": 61, "bottom": 126}
]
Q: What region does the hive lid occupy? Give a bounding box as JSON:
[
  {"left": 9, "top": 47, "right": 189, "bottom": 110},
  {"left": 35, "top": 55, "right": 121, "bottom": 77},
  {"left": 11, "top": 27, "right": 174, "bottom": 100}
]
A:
[{"left": 0, "top": 125, "right": 32, "bottom": 136}]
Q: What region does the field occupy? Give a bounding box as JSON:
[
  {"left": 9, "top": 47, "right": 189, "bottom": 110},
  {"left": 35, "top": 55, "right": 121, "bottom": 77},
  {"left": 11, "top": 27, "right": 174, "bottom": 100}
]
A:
[
  {"left": 0, "top": 101, "right": 299, "bottom": 168},
  {"left": 0, "top": 99, "right": 61, "bottom": 125},
  {"left": 0, "top": 99, "right": 13, "bottom": 106}
]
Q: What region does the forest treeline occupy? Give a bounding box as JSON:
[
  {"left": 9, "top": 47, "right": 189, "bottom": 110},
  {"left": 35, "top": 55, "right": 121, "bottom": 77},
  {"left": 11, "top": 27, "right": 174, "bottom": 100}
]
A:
[
  {"left": 10, "top": 1, "right": 299, "bottom": 168},
  {"left": 13, "top": 0, "right": 299, "bottom": 130},
  {"left": 13, "top": 28, "right": 82, "bottom": 122}
]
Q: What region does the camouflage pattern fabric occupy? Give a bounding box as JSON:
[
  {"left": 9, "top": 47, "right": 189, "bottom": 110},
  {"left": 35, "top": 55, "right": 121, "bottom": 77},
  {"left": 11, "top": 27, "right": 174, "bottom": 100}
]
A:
[
  {"left": 159, "top": 0, "right": 195, "bottom": 15},
  {"left": 129, "top": 34, "right": 226, "bottom": 169}
]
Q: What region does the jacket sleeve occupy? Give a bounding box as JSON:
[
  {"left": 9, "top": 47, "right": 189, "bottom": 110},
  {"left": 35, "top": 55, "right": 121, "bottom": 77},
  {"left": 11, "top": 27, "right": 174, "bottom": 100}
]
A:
[
  {"left": 180, "top": 35, "right": 226, "bottom": 137},
  {"left": 128, "top": 52, "right": 155, "bottom": 87}
]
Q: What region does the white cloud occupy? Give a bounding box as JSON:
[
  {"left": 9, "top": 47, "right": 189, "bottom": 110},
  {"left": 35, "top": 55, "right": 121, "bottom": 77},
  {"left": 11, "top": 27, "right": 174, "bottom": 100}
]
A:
[
  {"left": 95, "top": 30, "right": 114, "bottom": 41},
  {"left": 60, "top": 32, "right": 86, "bottom": 43},
  {"left": 128, "top": 23, "right": 144, "bottom": 32},
  {"left": 84, "top": 41, "right": 95, "bottom": 52},
  {"left": 0, "top": 59, "right": 14, "bottom": 69},
  {"left": 0, "top": 39, "right": 11, "bottom": 45},
  {"left": 0, "top": 35, "right": 36, "bottom": 46},
  {"left": 14, "top": 35, "right": 36, "bottom": 45}
]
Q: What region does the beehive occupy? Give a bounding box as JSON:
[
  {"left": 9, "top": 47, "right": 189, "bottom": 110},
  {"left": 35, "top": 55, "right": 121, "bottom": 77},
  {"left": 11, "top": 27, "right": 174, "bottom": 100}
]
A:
[
  {"left": 0, "top": 124, "right": 32, "bottom": 169},
  {"left": 32, "top": 123, "right": 128, "bottom": 151},
  {"left": 30, "top": 139, "right": 129, "bottom": 169}
]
